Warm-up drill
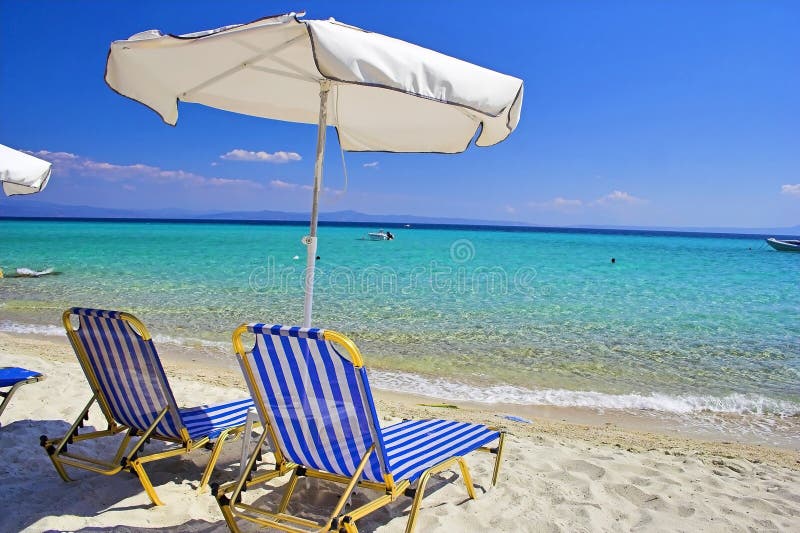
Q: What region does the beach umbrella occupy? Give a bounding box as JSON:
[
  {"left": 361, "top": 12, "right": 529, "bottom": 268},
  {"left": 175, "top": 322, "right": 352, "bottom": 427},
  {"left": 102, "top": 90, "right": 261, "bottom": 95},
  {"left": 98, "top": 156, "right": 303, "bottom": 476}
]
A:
[
  {"left": 105, "top": 12, "right": 523, "bottom": 326},
  {"left": 0, "top": 144, "right": 53, "bottom": 196}
]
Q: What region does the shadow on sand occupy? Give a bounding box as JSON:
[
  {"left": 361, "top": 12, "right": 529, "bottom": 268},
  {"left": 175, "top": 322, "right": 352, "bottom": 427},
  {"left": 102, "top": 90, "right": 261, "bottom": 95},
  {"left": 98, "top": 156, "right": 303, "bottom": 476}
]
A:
[
  {"left": 2, "top": 419, "right": 476, "bottom": 532},
  {"left": 0, "top": 418, "right": 232, "bottom": 532}
]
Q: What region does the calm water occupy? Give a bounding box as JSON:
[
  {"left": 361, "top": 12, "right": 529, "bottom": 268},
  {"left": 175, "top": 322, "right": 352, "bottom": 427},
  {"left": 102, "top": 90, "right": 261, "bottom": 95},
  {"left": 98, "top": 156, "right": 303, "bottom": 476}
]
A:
[{"left": 1, "top": 219, "right": 798, "bottom": 439}]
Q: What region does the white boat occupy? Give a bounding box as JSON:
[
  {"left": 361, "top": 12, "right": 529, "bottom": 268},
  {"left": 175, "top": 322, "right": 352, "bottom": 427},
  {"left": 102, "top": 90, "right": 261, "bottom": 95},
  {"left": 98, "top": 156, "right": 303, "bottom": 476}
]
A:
[
  {"left": 0, "top": 267, "right": 56, "bottom": 278},
  {"left": 366, "top": 230, "right": 394, "bottom": 241},
  {"left": 766, "top": 238, "right": 800, "bottom": 252}
]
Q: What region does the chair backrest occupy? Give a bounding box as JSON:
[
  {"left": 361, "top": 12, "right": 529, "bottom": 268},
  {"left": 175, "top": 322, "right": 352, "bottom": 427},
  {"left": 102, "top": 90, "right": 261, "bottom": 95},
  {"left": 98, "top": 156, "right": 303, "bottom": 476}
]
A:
[
  {"left": 63, "top": 308, "right": 185, "bottom": 440},
  {"left": 236, "top": 324, "right": 389, "bottom": 483}
]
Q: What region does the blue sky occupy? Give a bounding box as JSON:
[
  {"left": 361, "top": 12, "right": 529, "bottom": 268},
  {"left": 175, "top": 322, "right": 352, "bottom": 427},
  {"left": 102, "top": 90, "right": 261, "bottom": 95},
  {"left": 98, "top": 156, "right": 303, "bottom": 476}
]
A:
[{"left": 1, "top": 0, "right": 798, "bottom": 227}]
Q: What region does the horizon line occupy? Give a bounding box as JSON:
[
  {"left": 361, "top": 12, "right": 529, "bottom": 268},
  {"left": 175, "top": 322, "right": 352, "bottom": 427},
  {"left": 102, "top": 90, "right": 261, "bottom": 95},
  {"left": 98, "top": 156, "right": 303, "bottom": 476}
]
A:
[{"left": 0, "top": 214, "right": 797, "bottom": 239}]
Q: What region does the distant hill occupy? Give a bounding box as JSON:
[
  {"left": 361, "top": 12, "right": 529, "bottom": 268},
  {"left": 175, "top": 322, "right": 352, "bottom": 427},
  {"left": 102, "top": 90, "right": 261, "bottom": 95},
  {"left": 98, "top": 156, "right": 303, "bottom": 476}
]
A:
[
  {"left": 0, "top": 199, "right": 201, "bottom": 219},
  {"left": 0, "top": 199, "right": 796, "bottom": 236},
  {"left": 0, "top": 200, "right": 524, "bottom": 227},
  {"left": 204, "top": 208, "right": 525, "bottom": 226}
]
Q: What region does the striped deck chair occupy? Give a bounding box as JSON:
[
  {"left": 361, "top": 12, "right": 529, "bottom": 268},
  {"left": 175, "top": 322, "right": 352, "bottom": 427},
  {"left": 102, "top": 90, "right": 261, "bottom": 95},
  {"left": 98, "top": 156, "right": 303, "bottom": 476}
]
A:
[
  {"left": 0, "top": 367, "right": 45, "bottom": 426},
  {"left": 214, "top": 324, "right": 505, "bottom": 533},
  {"left": 40, "top": 307, "right": 255, "bottom": 506}
]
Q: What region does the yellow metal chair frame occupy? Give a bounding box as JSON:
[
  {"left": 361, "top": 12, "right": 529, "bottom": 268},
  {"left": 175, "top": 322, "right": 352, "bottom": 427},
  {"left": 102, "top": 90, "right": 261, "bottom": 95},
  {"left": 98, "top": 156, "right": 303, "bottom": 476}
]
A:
[
  {"left": 40, "top": 309, "right": 245, "bottom": 506},
  {"left": 214, "top": 325, "right": 505, "bottom": 533}
]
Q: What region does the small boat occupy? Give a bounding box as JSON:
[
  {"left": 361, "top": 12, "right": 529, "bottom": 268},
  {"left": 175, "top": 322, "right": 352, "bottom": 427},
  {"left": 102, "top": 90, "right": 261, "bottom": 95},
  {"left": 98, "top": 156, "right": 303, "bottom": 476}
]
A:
[
  {"left": 0, "top": 267, "right": 56, "bottom": 278},
  {"left": 766, "top": 238, "right": 800, "bottom": 252},
  {"left": 366, "top": 230, "right": 394, "bottom": 241}
]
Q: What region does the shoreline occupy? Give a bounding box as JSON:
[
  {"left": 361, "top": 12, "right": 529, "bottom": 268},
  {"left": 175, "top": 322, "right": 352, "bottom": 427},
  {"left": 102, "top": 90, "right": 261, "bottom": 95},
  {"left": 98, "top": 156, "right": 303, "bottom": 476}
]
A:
[
  {"left": 5, "top": 331, "right": 798, "bottom": 461},
  {"left": 3, "top": 316, "right": 796, "bottom": 414}
]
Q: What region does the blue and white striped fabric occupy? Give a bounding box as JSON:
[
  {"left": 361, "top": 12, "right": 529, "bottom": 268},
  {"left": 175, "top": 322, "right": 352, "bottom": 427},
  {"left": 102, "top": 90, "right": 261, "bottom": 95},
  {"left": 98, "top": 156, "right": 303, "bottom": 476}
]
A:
[
  {"left": 382, "top": 419, "right": 499, "bottom": 482},
  {"left": 243, "top": 324, "right": 387, "bottom": 482},
  {"left": 242, "top": 324, "right": 499, "bottom": 485},
  {"left": 180, "top": 398, "right": 254, "bottom": 440},
  {"left": 70, "top": 308, "right": 253, "bottom": 442}
]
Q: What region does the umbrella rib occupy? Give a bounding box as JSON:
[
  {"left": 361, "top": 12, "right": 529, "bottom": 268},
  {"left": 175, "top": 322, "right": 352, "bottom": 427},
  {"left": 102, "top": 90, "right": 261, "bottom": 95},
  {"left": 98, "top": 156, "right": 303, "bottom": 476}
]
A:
[
  {"left": 263, "top": 53, "right": 320, "bottom": 80},
  {"left": 234, "top": 34, "right": 316, "bottom": 80},
  {"left": 180, "top": 33, "right": 310, "bottom": 99},
  {"left": 248, "top": 64, "right": 317, "bottom": 83}
]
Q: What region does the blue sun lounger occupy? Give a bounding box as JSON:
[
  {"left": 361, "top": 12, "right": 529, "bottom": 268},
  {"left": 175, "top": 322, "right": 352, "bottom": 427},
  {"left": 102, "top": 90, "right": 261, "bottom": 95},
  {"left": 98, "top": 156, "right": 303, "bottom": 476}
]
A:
[
  {"left": 0, "top": 366, "right": 45, "bottom": 426},
  {"left": 215, "top": 324, "right": 505, "bottom": 533},
  {"left": 40, "top": 307, "right": 255, "bottom": 505}
]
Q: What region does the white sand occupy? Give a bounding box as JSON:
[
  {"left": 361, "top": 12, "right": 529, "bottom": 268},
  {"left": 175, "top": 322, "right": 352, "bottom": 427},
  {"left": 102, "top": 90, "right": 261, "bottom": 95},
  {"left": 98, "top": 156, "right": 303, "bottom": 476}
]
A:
[{"left": 1, "top": 332, "right": 798, "bottom": 532}]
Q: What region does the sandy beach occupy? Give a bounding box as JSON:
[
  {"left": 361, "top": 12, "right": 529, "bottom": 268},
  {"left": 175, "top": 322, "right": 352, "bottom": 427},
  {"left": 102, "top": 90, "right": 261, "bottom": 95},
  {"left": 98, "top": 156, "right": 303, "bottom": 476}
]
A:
[
  {"left": 3, "top": 1, "right": 798, "bottom": 531},
  {"left": 1, "top": 331, "right": 798, "bottom": 532}
]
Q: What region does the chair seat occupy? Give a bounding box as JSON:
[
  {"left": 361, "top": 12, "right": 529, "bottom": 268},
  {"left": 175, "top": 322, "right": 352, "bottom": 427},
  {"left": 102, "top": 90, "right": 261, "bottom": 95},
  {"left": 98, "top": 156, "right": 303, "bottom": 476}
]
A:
[
  {"left": 180, "top": 398, "right": 255, "bottom": 440},
  {"left": 0, "top": 367, "right": 43, "bottom": 387},
  {"left": 383, "top": 419, "right": 500, "bottom": 482}
]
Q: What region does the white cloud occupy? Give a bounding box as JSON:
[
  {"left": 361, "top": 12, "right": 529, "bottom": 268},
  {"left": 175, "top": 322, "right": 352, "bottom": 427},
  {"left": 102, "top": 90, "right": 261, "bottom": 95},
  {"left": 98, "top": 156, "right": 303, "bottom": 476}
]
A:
[
  {"left": 781, "top": 184, "right": 800, "bottom": 196},
  {"left": 504, "top": 205, "right": 516, "bottom": 214},
  {"left": 363, "top": 161, "right": 379, "bottom": 169},
  {"left": 528, "top": 197, "right": 583, "bottom": 211},
  {"left": 269, "top": 179, "right": 297, "bottom": 189},
  {"left": 528, "top": 190, "right": 646, "bottom": 212},
  {"left": 592, "top": 190, "right": 646, "bottom": 206},
  {"left": 220, "top": 149, "right": 301, "bottom": 163},
  {"left": 31, "top": 150, "right": 263, "bottom": 190},
  {"left": 268, "top": 179, "right": 344, "bottom": 201},
  {"left": 33, "top": 149, "right": 77, "bottom": 160},
  {"left": 553, "top": 197, "right": 584, "bottom": 208}
]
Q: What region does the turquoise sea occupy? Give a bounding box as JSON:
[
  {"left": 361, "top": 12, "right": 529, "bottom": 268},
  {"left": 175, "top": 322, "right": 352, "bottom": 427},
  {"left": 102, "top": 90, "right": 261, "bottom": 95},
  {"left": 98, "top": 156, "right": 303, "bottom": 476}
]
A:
[{"left": 1, "top": 219, "right": 798, "bottom": 443}]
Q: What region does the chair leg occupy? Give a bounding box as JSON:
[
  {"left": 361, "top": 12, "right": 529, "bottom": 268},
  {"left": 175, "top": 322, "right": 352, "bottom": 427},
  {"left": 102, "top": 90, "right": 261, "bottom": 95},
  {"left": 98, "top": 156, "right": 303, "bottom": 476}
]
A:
[
  {"left": 328, "top": 445, "right": 376, "bottom": 524},
  {"left": 0, "top": 381, "right": 25, "bottom": 420},
  {"left": 120, "top": 406, "right": 170, "bottom": 506},
  {"left": 112, "top": 432, "right": 134, "bottom": 465},
  {"left": 129, "top": 458, "right": 165, "bottom": 506},
  {"left": 214, "top": 425, "right": 271, "bottom": 528},
  {"left": 0, "top": 375, "right": 45, "bottom": 422},
  {"left": 125, "top": 436, "right": 203, "bottom": 507},
  {"left": 48, "top": 451, "right": 73, "bottom": 482},
  {"left": 198, "top": 427, "right": 237, "bottom": 492},
  {"left": 457, "top": 458, "right": 477, "bottom": 499},
  {"left": 217, "top": 496, "right": 243, "bottom": 533},
  {"left": 278, "top": 468, "right": 302, "bottom": 513},
  {"left": 492, "top": 432, "right": 506, "bottom": 486},
  {"left": 405, "top": 469, "right": 435, "bottom": 533},
  {"left": 404, "top": 452, "right": 486, "bottom": 533},
  {"left": 341, "top": 520, "right": 359, "bottom": 533},
  {"left": 43, "top": 395, "right": 99, "bottom": 481},
  {"left": 342, "top": 487, "right": 402, "bottom": 531}
]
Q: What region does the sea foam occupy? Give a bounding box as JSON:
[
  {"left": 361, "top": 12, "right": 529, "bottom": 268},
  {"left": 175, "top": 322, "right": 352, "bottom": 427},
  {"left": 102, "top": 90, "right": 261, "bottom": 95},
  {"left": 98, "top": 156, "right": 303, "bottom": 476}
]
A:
[
  {"left": 2, "top": 319, "right": 797, "bottom": 418},
  {"left": 0, "top": 320, "right": 230, "bottom": 351},
  {"left": 0, "top": 321, "right": 63, "bottom": 337},
  {"left": 370, "top": 370, "right": 800, "bottom": 417}
]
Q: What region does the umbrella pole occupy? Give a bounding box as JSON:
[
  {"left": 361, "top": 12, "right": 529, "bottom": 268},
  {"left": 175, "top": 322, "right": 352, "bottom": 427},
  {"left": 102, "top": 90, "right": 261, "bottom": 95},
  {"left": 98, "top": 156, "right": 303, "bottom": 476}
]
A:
[{"left": 303, "top": 80, "right": 331, "bottom": 327}]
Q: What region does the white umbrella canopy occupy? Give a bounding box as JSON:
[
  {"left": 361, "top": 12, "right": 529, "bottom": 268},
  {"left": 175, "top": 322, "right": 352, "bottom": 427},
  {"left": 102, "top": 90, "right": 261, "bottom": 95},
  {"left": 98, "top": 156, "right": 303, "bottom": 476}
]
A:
[
  {"left": 0, "top": 144, "right": 53, "bottom": 196},
  {"left": 106, "top": 12, "right": 523, "bottom": 151},
  {"left": 105, "top": 11, "right": 524, "bottom": 326}
]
